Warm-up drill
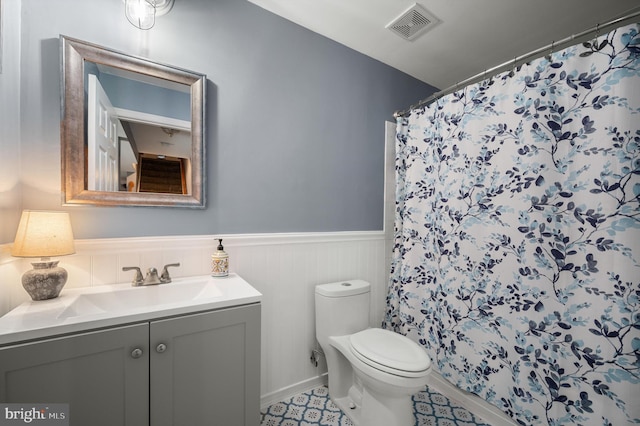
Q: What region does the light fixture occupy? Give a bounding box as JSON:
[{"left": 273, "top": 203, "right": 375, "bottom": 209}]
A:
[
  {"left": 161, "top": 127, "right": 179, "bottom": 137},
  {"left": 11, "top": 211, "right": 76, "bottom": 301},
  {"left": 124, "top": 0, "right": 174, "bottom": 30}
]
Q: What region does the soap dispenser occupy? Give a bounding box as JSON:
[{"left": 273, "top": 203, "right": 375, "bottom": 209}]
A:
[{"left": 211, "top": 239, "right": 229, "bottom": 277}]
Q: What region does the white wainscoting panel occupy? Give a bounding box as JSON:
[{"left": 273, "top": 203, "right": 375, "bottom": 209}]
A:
[{"left": 0, "top": 232, "right": 388, "bottom": 402}]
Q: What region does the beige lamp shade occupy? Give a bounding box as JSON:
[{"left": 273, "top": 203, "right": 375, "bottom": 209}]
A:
[{"left": 11, "top": 211, "right": 76, "bottom": 258}]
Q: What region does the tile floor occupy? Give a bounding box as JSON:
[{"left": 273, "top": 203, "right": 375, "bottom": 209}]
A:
[{"left": 261, "top": 385, "right": 490, "bottom": 426}]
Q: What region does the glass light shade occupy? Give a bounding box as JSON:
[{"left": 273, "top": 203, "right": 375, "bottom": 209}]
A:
[
  {"left": 125, "top": 0, "right": 156, "bottom": 30},
  {"left": 11, "top": 211, "right": 76, "bottom": 258}
]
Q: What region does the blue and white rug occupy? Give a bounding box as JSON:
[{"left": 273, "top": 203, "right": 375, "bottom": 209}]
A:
[{"left": 261, "top": 386, "right": 489, "bottom": 426}]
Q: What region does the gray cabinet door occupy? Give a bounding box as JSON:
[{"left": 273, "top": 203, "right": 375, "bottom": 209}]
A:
[
  {"left": 150, "top": 303, "right": 261, "bottom": 426},
  {"left": 0, "top": 323, "right": 149, "bottom": 426}
]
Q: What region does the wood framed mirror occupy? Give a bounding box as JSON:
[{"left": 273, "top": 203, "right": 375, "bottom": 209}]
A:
[{"left": 60, "top": 36, "right": 206, "bottom": 207}]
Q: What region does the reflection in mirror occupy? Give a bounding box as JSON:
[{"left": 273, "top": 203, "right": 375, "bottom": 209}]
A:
[
  {"left": 85, "top": 64, "right": 191, "bottom": 194},
  {"left": 60, "top": 36, "right": 206, "bottom": 207}
]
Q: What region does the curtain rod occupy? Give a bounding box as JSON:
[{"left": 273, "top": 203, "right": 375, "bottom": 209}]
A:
[{"left": 394, "top": 8, "right": 640, "bottom": 118}]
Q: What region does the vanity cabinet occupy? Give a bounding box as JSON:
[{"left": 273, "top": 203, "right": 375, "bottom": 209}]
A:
[
  {"left": 150, "top": 304, "right": 261, "bottom": 426},
  {"left": 0, "top": 323, "right": 149, "bottom": 425},
  {"left": 0, "top": 303, "right": 261, "bottom": 426}
]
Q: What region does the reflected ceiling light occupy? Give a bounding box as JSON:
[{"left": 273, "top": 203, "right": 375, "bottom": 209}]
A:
[
  {"left": 161, "top": 127, "right": 179, "bottom": 137},
  {"left": 124, "top": 0, "right": 174, "bottom": 30}
]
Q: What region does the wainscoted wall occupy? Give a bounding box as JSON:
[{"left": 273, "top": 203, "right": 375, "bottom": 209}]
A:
[{"left": 0, "top": 231, "right": 389, "bottom": 405}]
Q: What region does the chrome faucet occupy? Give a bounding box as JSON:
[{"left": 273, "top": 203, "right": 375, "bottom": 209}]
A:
[{"left": 123, "top": 263, "right": 181, "bottom": 286}]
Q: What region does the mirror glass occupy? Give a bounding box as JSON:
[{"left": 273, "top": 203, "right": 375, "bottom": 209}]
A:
[{"left": 60, "top": 36, "right": 206, "bottom": 207}]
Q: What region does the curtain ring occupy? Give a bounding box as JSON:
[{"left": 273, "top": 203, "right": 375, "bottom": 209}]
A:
[
  {"left": 508, "top": 57, "right": 517, "bottom": 77},
  {"left": 546, "top": 41, "right": 554, "bottom": 62}
]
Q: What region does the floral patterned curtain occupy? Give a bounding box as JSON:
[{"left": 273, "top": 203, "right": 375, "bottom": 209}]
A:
[{"left": 385, "top": 23, "right": 640, "bottom": 425}]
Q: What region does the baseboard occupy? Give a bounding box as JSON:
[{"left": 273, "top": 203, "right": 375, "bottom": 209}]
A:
[
  {"left": 260, "top": 374, "right": 328, "bottom": 411},
  {"left": 427, "top": 372, "right": 517, "bottom": 426}
]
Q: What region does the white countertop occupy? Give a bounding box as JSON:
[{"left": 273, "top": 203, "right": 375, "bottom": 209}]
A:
[{"left": 0, "top": 273, "right": 261, "bottom": 346}]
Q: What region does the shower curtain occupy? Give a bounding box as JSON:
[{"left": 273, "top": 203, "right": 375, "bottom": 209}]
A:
[{"left": 385, "top": 23, "right": 640, "bottom": 425}]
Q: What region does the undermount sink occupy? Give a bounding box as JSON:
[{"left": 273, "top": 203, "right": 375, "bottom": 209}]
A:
[{"left": 57, "top": 278, "right": 223, "bottom": 319}]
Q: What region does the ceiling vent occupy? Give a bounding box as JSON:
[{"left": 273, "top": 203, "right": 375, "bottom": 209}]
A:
[{"left": 386, "top": 3, "right": 440, "bottom": 41}]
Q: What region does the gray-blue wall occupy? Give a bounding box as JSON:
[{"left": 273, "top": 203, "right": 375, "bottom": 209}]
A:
[{"left": 6, "top": 0, "right": 436, "bottom": 241}]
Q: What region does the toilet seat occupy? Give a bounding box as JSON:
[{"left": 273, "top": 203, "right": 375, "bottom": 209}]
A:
[{"left": 349, "top": 328, "right": 431, "bottom": 378}]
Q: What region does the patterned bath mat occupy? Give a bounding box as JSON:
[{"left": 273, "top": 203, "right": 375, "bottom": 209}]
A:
[{"left": 261, "top": 385, "right": 490, "bottom": 426}]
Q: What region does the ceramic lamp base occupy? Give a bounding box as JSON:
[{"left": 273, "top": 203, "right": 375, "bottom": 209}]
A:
[{"left": 22, "top": 260, "right": 68, "bottom": 301}]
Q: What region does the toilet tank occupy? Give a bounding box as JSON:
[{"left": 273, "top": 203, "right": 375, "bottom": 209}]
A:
[{"left": 315, "top": 280, "right": 371, "bottom": 343}]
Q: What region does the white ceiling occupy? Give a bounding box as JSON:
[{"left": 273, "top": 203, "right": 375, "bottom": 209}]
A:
[{"left": 247, "top": 0, "right": 640, "bottom": 90}]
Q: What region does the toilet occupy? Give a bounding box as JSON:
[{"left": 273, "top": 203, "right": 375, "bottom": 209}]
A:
[{"left": 315, "top": 280, "right": 432, "bottom": 426}]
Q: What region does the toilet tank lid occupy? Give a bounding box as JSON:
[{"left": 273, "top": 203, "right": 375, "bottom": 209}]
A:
[{"left": 315, "top": 280, "right": 370, "bottom": 297}]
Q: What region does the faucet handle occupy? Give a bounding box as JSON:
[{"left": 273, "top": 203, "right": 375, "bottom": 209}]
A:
[
  {"left": 160, "top": 263, "right": 181, "bottom": 283},
  {"left": 122, "top": 266, "right": 143, "bottom": 286}
]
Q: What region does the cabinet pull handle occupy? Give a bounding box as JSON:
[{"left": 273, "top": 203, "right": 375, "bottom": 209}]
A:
[
  {"left": 156, "top": 343, "right": 167, "bottom": 353},
  {"left": 131, "top": 348, "right": 144, "bottom": 359}
]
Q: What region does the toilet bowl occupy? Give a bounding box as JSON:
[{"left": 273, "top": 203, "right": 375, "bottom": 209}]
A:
[{"left": 315, "top": 280, "right": 431, "bottom": 426}]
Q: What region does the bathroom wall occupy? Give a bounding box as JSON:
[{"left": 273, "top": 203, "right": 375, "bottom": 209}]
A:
[
  {"left": 0, "top": 0, "right": 23, "bottom": 243},
  {"left": 2, "top": 0, "right": 435, "bottom": 242},
  {"left": 0, "top": 0, "right": 431, "bottom": 407}
]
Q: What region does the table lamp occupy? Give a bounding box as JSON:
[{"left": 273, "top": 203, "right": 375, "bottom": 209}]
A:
[{"left": 11, "top": 210, "right": 76, "bottom": 300}]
